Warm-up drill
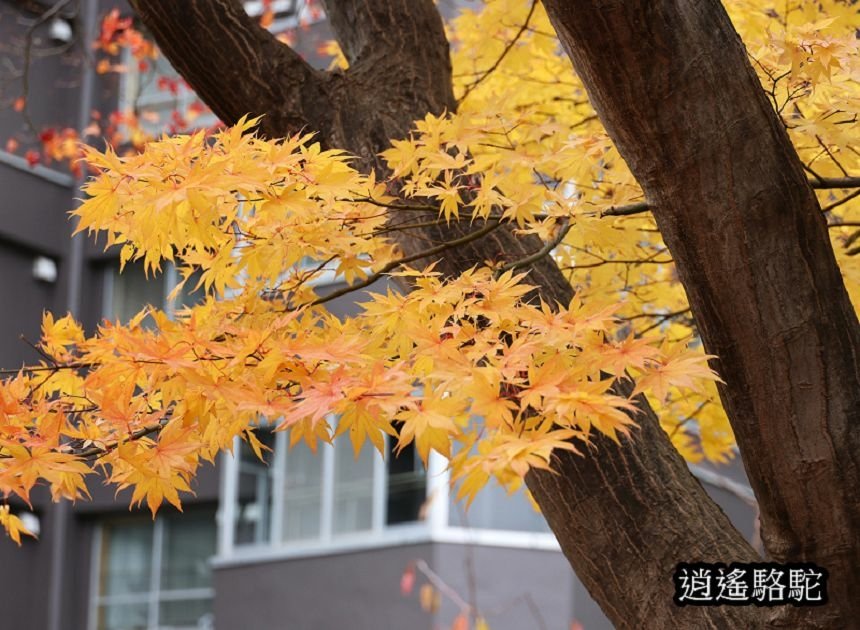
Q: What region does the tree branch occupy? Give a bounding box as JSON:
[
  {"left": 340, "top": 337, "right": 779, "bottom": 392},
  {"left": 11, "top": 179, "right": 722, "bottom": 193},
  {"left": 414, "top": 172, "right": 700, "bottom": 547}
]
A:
[
  {"left": 498, "top": 218, "right": 571, "bottom": 273},
  {"left": 308, "top": 219, "right": 503, "bottom": 307},
  {"left": 129, "top": 0, "right": 332, "bottom": 139}
]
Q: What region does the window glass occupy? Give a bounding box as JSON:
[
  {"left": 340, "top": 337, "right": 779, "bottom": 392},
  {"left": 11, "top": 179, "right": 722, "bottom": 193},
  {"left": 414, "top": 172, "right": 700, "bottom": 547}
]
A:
[
  {"left": 105, "top": 262, "right": 206, "bottom": 326},
  {"left": 332, "top": 437, "right": 374, "bottom": 534},
  {"left": 107, "top": 263, "right": 166, "bottom": 324},
  {"left": 94, "top": 508, "right": 216, "bottom": 630},
  {"left": 161, "top": 512, "right": 217, "bottom": 590},
  {"left": 386, "top": 441, "right": 426, "bottom": 525},
  {"left": 100, "top": 520, "right": 153, "bottom": 596},
  {"left": 282, "top": 443, "right": 323, "bottom": 541},
  {"left": 172, "top": 269, "right": 206, "bottom": 313},
  {"left": 234, "top": 431, "right": 275, "bottom": 545},
  {"left": 158, "top": 599, "right": 214, "bottom": 628},
  {"left": 236, "top": 428, "right": 432, "bottom": 548},
  {"left": 449, "top": 482, "right": 549, "bottom": 533},
  {"left": 448, "top": 436, "right": 549, "bottom": 533},
  {"left": 97, "top": 603, "right": 149, "bottom": 630}
]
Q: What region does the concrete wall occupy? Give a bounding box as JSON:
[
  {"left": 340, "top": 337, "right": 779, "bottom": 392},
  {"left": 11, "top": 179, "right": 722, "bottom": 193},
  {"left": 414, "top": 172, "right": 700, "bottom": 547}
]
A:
[
  {"left": 212, "top": 541, "right": 618, "bottom": 630},
  {"left": 433, "top": 543, "right": 580, "bottom": 630},
  {"left": 214, "top": 544, "right": 436, "bottom": 630}
]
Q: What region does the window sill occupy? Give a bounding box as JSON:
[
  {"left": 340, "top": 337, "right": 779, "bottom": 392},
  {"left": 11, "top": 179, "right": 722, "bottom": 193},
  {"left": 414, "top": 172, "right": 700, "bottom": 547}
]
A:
[
  {"left": 211, "top": 523, "right": 560, "bottom": 569},
  {"left": 212, "top": 523, "right": 432, "bottom": 568}
]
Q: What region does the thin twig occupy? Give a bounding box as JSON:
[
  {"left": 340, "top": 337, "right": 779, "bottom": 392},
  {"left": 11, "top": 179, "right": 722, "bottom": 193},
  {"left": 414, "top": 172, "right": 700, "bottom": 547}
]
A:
[
  {"left": 458, "top": 0, "right": 538, "bottom": 103},
  {"left": 307, "top": 219, "right": 503, "bottom": 308},
  {"left": 77, "top": 420, "right": 168, "bottom": 460},
  {"left": 499, "top": 218, "right": 572, "bottom": 273},
  {"left": 822, "top": 188, "right": 860, "bottom": 213},
  {"left": 815, "top": 135, "right": 850, "bottom": 178},
  {"left": 600, "top": 201, "right": 651, "bottom": 217},
  {"left": 18, "top": 0, "right": 76, "bottom": 133},
  {"left": 414, "top": 559, "right": 472, "bottom": 614}
]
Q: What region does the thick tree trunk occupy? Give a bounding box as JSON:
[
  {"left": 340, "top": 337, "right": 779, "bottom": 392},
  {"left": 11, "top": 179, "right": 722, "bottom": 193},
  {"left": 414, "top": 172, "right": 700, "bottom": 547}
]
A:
[
  {"left": 131, "top": 0, "right": 778, "bottom": 626},
  {"left": 542, "top": 1, "right": 860, "bottom": 627}
]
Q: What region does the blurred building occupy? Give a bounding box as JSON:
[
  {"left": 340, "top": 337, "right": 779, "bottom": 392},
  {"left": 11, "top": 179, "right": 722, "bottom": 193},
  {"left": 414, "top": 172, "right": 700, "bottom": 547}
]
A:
[{"left": 0, "top": 1, "right": 758, "bottom": 629}]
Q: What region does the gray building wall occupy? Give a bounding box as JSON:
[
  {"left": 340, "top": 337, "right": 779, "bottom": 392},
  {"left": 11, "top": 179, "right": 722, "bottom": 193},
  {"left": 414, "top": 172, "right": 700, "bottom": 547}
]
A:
[
  {"left": 213, "top": 542, "right": 586, "bottom": 630},
  {"left": 433, "top": 543, "right": 581, "bottom": 630},
  {"left": 213, "top": 544, "right": 436, "bottom": 630}
]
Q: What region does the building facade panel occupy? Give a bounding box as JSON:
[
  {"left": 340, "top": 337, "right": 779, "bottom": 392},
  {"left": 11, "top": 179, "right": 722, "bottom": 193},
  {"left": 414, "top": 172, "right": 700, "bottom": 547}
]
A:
[
  {"left": 213, "top": 544, "right": 435, "bottom": 630},
  {"left": 433, "top": 543, "right": 577, "bottom": 630}
]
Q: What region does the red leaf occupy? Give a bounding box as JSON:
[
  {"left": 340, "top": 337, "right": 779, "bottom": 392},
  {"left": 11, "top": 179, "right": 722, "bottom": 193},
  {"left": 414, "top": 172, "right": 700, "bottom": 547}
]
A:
[
  {"left": 451, "top": 614, "right": 469, "bottom": 630},
  {"left": 400, "top": 563, "right": 416, "bottom": 595}
]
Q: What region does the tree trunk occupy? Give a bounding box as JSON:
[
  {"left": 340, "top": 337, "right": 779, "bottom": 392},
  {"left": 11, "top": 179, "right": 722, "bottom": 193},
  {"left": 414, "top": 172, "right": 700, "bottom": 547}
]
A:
[
  {"left": 130, "top": 0, "right": 782, "bottom": 626},
  {"left": 541, "top": 1, "right": 860, "bottom": 627}
]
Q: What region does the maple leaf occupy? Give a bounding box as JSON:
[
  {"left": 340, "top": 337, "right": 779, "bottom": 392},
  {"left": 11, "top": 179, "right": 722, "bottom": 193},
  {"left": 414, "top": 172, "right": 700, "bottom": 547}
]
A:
[
  {"left": 636, "top": 342, "right": 723, "bottom": 403},
  {"left": 108, "top": 422, "right": 201, "bottom": 515},
  {"left": 601, "top": 334, "right": 659, "bottom": 377},
  {"left": 0, "top": 505, "right": 34, "bottom": 545},
  {"left": 400, "top": 563, "right": 416, "bottom": 595},
  {"left": 396, "top": 394, "right": 467, "bottom": 462}
]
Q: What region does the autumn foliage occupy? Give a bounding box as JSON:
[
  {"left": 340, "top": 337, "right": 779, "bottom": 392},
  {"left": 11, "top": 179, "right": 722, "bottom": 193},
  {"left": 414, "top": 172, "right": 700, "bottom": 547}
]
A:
[{"left": 0, "top": 0, "right": 858, "bottom": 548}]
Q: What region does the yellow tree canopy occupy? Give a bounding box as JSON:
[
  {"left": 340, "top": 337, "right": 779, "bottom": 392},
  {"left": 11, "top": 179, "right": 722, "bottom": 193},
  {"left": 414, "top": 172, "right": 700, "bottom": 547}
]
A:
[{"left": 0, "top": 0, "right": 856, "bottom": 543}]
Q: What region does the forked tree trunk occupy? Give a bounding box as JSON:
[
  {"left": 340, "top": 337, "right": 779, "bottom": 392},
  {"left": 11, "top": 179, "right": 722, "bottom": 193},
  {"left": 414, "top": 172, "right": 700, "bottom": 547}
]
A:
[{"left": 128, "top": 0, "right": 856, "bottom": 626}]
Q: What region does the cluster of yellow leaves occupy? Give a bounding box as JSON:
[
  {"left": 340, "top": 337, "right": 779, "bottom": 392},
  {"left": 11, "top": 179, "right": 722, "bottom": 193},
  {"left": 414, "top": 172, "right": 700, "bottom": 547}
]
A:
[
  {"left": 382, "top": 0, "right": 859, "bottom": 464},
  {"left": 77, "top": 117, "right": 398, "bottom": 293},
  {"left": 0, "top": 123, "right": 723, "bottom": 539},
  {"left": 728, "top": 1, "right": 860, "bottom": 308}
]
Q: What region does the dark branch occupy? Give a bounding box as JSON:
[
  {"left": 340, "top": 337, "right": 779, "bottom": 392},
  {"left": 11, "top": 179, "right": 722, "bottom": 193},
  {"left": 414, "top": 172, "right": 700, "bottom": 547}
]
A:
[{"left": 130, "top": 0, "right": 332, "bottom": 139}]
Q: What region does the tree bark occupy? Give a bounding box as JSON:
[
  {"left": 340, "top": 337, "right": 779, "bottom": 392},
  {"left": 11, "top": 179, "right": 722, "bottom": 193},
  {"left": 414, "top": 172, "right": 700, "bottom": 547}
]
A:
[
  {"left": 541, "top": 1, "right": 860, "bottom": 627},
  {"left": 130, "top": 1, "right": 778, "bottom": 626}
]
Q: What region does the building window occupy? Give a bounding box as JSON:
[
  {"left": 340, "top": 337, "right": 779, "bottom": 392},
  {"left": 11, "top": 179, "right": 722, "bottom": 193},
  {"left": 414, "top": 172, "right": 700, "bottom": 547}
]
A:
[
  {"left": 447, "top": 440, "right": 550, "bottom": 533},
  {"left": 92, "top": 509, "right": 216, "bottom": 630},
  {"left": 228, "top": 427, "right": 428, "bottom": 549},
  {"left": 119, "top": 52, "right": 217, "bottom": 137},
  {"left": 386, "top": 437, "right": 426, "bottom": 526},
  {"left": 280, "top": 435, "right": 327, "bottom": 542},
  {"left": 221, "top": 421, "right": 559, "bottom": 558},
  {"left": 103, "top": 261, "right": 203, "bottom": 324},
  {"left": 234, "top": 431, "right": 275, "bottom": 546}
]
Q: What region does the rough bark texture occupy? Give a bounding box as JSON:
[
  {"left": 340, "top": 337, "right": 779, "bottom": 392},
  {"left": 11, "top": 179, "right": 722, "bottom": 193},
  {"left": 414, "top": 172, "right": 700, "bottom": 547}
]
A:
[
  {"left": 541, "top": 1, "right": 860, "bottom": 627},
  {"left": 121, "top": 0, "right": 848, "bottom": 627}
]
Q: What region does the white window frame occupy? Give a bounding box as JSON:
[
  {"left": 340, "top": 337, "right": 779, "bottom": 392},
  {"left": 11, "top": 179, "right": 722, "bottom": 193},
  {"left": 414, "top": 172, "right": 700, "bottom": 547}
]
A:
[
  {"left": 221, "top": 427, "right": 434, "bottom": 552},
  {"left": 88, "top": 516, "right": 216, "bottom": 630},
  {"left": 216, "top": 430, "right": 562, "bottom": 569}
]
